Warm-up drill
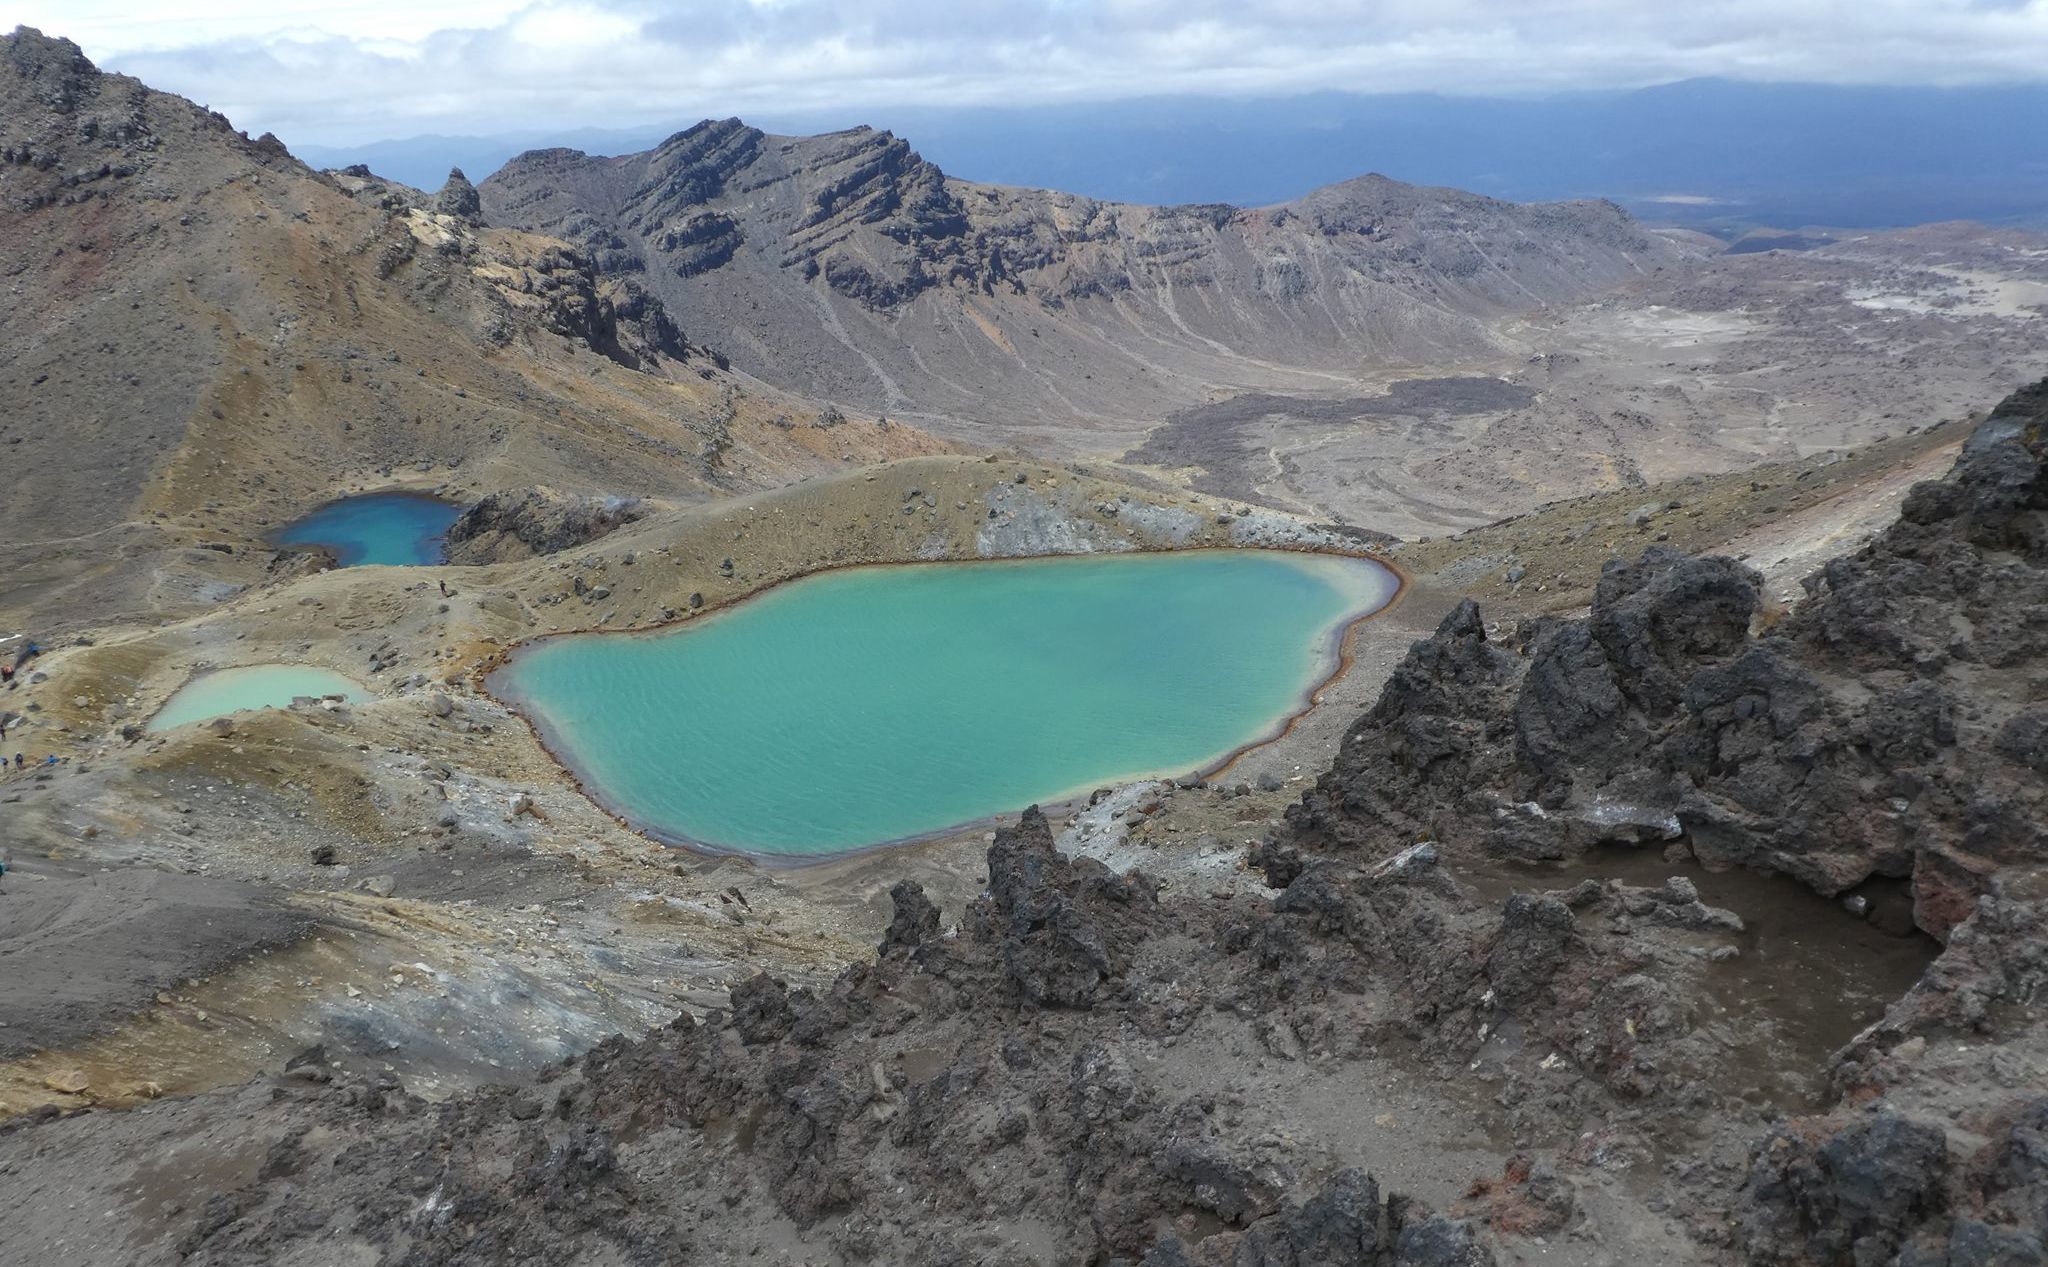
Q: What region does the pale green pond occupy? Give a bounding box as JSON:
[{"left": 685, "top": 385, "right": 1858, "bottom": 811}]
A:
[
  {"left": 148, "top": 665, "right": 370, "bottom": 733},
  {"left": 492, "top": 550, "right": 1398, "bottom": 858}
]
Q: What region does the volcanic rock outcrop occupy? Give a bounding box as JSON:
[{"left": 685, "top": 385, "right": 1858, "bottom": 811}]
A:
[
  {"left": 1286, "top": 376, "right": 2048, "bottom": 1265},
  {"left": 1294, "top": 378, "right": 2048, "bottom": 941},
  {"left": 442, "top": 487, "right": 649, "bottom": 562},
  {"left": 69, "top": 788, "right": 1869, "bottom": 1263},
  {"left": 432, "top": 166, "right": 484, "bottom": 225},
  {"left": 156, "top": 808, "right": 1534, "bottom": 1264}
]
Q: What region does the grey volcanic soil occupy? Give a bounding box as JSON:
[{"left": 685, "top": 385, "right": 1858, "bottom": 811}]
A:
[
  {"left": 1124, "top": 378, "right": 1538, "bottom": 506},
  {"left": 0, "top": 858, "right": 310, "bottom": 1061}
]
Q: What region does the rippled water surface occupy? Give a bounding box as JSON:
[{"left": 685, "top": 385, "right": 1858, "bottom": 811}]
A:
[
  {"left": 493, "top": 551, "right": 1399, "bottom": 856},
  {"left": 149, "top": 665, "right": 369, "bottom": 732},
  {"left": 275, "top": 493, "right": 460, "bottom": 566}
]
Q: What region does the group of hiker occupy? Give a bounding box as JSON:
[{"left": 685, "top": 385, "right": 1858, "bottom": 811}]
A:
[
  {"left": 0, "top": 636, "right": 41, "bottom": 683},
  {"left": 0, "top": 637, "right": 47, "bottom": 771}
]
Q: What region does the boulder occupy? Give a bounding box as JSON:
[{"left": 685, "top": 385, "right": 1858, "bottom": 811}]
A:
[
  {"left": 964, "top": 806, "right": 1158, "bottom": 1007},
  {"left": 444, "top": 488, "right": 647, "bottom": 564},
  {"left": 877, "top": 880, "right": 940, "bottom": 954}
]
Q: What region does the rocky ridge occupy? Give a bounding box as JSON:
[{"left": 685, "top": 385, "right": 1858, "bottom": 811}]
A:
[
  {"left": 473, "top": 118, "right": 2048, "bottom": 548},
  {"left": 112, "top": 808, "right": 1657, "bottom": 1266},
  {"left": 1282, "top": 377, "right": 2048, "bottom": 1264},
  {"left": 1290, "top": 380, "right": 2048, "bottom": 941},
  {"left": 478, "top": 120, "right": 1682, "bottom": 432}
]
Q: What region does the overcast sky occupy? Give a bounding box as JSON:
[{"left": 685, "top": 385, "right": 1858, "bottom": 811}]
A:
[{"left": 12, "top": 0, "right": 2048, "bottom": 146}]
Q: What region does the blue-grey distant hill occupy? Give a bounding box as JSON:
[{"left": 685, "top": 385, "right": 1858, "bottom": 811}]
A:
[{"left": 295, "top": 79, "right": 2048, "bottom": 231}]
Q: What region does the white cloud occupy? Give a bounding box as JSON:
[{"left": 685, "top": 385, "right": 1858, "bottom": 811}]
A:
[
  {"left": 10, "top": 0, "right": 521, "bottom": 50},
  {"left": 11, "top": 0, "right": 2048, "bottom": 145},
  {"left": 507, "top": 3, "right": 642, "bottom": 50}
]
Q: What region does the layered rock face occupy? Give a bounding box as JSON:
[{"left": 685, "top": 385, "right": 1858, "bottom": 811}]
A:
[
  {"left": 328, "top": 164, "right": 691, "bottom": 373},
  {"left": 469, "top": 236, "right": 689, "bottom": 372},
  {"left": 479, "top": 121, "right": 1683, "bottom": 429}
]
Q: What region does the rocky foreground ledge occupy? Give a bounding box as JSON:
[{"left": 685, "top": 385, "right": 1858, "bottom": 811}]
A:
[
  {"left": 1283, "top": 377, "right": 2048, "bottom": 1264},
  {"left": 6, "top": 383, "right": 2048, "bottom": 1265}
]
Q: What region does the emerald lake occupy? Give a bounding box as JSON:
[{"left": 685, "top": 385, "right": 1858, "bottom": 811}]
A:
[{"left": 493, "top": 551, "right": 1398, "bottom": 857}]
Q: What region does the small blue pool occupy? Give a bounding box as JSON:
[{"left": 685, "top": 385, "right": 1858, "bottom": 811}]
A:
[{"left": 275, "top": 493, "right": 461, "bottom": 567}]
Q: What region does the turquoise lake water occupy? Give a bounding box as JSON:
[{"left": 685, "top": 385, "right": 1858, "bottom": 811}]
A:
[
  {"left": 274, "top": 493, "right": 461, "bottom": 566},
  {"left": 492, "top": 551, "right": 1399, "bottom": 857},
  {"left": 149, "top": 665, "right": 370, "bottom": 732}
]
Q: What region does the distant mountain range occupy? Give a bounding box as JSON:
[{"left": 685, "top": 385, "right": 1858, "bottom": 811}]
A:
[
  {"left": 296, "top": 80, "right": 2048, "bottom": 232},
  {"left": 476, "top": 120, "right": 1679, "bottom": 436}
]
